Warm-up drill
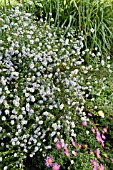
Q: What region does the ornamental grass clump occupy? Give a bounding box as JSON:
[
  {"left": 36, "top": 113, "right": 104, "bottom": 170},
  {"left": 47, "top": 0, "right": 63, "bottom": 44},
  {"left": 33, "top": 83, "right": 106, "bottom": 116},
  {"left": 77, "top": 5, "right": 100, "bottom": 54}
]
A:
[
  {"left": 0, "top": 4, "right": 113, "bottom": 170},
  {"left": 33, "top": 0, "right": 113, "bottom": 58}
]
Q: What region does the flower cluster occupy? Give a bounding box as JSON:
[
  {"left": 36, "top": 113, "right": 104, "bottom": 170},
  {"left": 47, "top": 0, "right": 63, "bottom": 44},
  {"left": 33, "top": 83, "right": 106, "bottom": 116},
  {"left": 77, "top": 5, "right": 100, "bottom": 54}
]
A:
[{"left": 46, "top": 156, "right": 60, "bottom": 170}]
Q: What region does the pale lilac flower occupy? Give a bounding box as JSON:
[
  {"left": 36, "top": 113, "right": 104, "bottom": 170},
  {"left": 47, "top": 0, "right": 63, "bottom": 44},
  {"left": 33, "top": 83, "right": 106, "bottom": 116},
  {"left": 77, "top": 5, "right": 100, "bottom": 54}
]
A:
[{"left": 46, "top": 156, "right": 53, "bottom": 167}]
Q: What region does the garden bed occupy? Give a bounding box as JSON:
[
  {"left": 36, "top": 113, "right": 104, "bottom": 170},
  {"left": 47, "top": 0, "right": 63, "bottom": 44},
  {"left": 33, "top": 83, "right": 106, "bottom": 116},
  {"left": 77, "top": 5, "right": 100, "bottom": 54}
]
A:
[{"left": 0, "top": 1, "right": 113, "bottom": 170}]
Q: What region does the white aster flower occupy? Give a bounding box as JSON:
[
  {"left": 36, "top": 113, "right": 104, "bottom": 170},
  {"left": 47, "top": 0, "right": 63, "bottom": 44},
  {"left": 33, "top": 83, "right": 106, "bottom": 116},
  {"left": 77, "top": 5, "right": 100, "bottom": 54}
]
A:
[
  {"left": 31, "top": 95, "right": 35, "bottom": 102},
  {"left": 38, "top": 120, "right": 43, "bottom": 125},
  {"left": 90, "top": 28, "right": 94, "bottom": 33},
  {"left": 3, "top": 166, "right": 8, "bottom": 170},
  {"left": 0, "top": 157, "right": 2, "bottom": 162},
  {"left": 98, "top": 110, "right": 104, "bottom": 118},
  {"left": 13, "top": 100, "right": 20, "bottom": 107},
  {"left": 59, "top": 103, "right": 64, "bottom": 110},
  {"left": 71, "top": 160, "right": 74, "bottom": 164},
  {"left": 2, "top": 116, "right": 6, "bottom": 121},
  {"left": 101, "top": 60, "right": 105, "bottom": 66}
]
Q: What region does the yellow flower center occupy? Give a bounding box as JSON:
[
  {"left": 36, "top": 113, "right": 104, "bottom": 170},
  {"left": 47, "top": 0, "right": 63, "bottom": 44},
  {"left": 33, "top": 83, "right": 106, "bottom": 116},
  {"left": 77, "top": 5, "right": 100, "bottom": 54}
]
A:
[
  {"left": 48, "top": 159, "right": 52, "bottom": 163},
  {"left": 53, "top": 165, "right": 58, "bottom": 169}
]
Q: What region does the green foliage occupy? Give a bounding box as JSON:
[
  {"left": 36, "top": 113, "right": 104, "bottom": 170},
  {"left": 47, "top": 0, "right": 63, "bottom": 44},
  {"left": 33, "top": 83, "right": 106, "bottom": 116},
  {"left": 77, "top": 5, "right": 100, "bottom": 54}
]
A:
[{"left": 84, "top": 66, "right": 113, "bottom": 116}]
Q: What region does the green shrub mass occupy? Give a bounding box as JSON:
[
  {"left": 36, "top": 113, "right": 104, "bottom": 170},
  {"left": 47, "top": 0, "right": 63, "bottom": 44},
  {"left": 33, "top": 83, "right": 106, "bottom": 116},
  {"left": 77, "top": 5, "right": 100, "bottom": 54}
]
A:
[{"left": 0, "top": 1, "right": 113, "bottom": 170}]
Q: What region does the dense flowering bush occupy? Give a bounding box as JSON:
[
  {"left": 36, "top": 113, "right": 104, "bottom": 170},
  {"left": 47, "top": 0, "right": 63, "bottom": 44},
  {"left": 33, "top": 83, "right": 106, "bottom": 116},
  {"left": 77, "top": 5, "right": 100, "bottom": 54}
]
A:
[{"left": 0, "top": 4, "right": 113, "bottom": 170}]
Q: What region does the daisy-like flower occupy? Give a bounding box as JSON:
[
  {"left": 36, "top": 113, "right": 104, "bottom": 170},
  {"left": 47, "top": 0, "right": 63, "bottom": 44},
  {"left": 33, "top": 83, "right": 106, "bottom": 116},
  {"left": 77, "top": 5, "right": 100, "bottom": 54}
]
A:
[
  {"left": 98, "top": 110, "right": 104, "bottom": 118},
  {"left": 76, "top": 144, "right": 82, "bottom": 151},
  {"left": 82, "top": 121, "right": 87, "bottom": 126},
  {"left": 64, "top": 145, "right": 70, "bottom": 157},
  {"left": 56, "top": 141, "right": 62, "bottom": 150},
  {"left": 96, "top": 154, "right": 101, "bottom": 159},
  {"left": 0, "top": 157, "right": 2, "bottom": 162},
  {"left": 96, "top": 133, "right": 102, "bottom": 142},
  {"left": 90, "top": 28, "right": 95, "bottom": 33},
  {"left": 96, "top": 148, "right": 100, "bottom": 155},
  {"left": 93, "top": 167, "right": 97, "bottom": 170},
  {"left": 91, "top": 127, "right": 96, "bottom": 133},
  {"left": 88, "top": 113, "right": 92, "bottom": 116},
  {"left": 91, "top": 160, "right": 98, "bottom": 167},
  {"left": 111, "top": 158, "right": 113, "bottom": 162},
  {"left": 64, "top": 150, "right": 70, "bottom": 157},
  {"left": 90, "top": 150, "right": 94, "bottom": 155},
  {"left": 46, "top": 156, "right": 53, "bottom": 167},
  {"left": 102, "top": 134, "right": 106, "bottom": 140},
  {"left": 71, "top": 139, "right": 76, "bottom": 147},
  {"left": 101, "top": 139, "right": 104, "bottom": 147},
  {"left": 103, "top": 153, "right": 108, "bottom": 158},
  {"left": 53, "top": 163, "right": 60, "bottom": 170},
  {"left": 98, "top": 164, "right": 104, "bottom": 170}
]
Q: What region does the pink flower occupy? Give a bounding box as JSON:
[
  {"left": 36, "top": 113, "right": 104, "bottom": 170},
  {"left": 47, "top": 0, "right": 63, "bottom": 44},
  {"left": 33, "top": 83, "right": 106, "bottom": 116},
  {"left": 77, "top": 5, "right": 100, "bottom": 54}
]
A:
[
  {"left": 101, "top": 140, "right": 104, "bottom": 147},
  {"left": 103, "top": 153, "right": 108, "bottom": 158},
  {"left": 72, "top": 151, "right": 77, "bottom": 156},
  {"left": 90, "top": 150, "right": 94, "bottom": 155},
  {"left": 103, "top": 128, "right": 107, "bottom": 133},
  {"left": 64, "top": 144, "right": 68, "bottom": 151},
  {"left": 88, "top": 113, "right": 92, "bottom": 116},
  {"left": 98, "top": 164, "right": 104, "bottom": 170},
  {"left": 96, "top": 133, "right": 105, "bottom": 146},
  {"left": 96, "top": 154, "right": 101, "bottom": 159},
  {"left": 111, "top": 158, "right": 113, "bottom": 162},
  {"left": 91, "top": 160, "right": 98, "bottom": 167},
  {"left": 96, "top": 134, "right": 102, "bottom": 142},
  {"left": 93, "top": 167, "right": 97, "bottom": 170},
  {"left": 64, "top": 144, "right": 70, "bottom": 157},
  {"left": 92, "top": 127, "right": 95, "bottom": 133},
  {"left": 46, "top": 156, "right": 53, "bottom": 167},
  {"left": 78, "top": 144, "right": 82, "bottom": 148},
  {"left": 96, "top": 130, "right": 101, "bottom": 136},
  {"left": 95, "top": 148, "right": 101, "bottom": 159},
  {"left": 53, "top": 163, "right": 60, "bottom": 170},
  {"left": 102, "top": 134, "right": 106, "bottom": 140},
  {"left": 64, "top": 150, "right": 70, "bottom": 157},
  {"left": 96, "top": 148, "right": 100, "bottom": 155},
  {"left": 71, "top": 140, "right": 76, "bottom": 147},
  {"left": 76, "top": 144, "right": 82, "bottom": 151},
  {"left": 82, "top": 121, "right": 87, "bottom": 126},
  {"left": 56, "top": 141, "right": 62, "bottom": 150}
]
